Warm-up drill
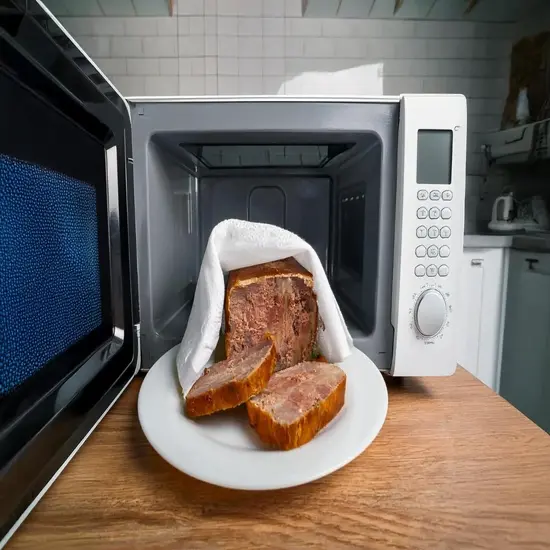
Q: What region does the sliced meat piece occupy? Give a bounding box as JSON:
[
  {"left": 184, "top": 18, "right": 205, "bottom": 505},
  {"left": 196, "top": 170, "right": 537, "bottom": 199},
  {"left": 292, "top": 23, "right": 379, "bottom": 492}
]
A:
[
  {"left": 225, "top": 257, "right": 318, "bottom": 372},
  {"left": 186, "top": 338, "right": 276, "bottom": 418},
  {"left": 246, "top": 361, "right": 346, "bottom": 450}
]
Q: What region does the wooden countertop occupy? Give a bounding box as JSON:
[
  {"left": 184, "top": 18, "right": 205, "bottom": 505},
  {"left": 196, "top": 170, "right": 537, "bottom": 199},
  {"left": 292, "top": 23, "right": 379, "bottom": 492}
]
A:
[{"left": 9, "top": 368, "right": 550, "bottom": 550}]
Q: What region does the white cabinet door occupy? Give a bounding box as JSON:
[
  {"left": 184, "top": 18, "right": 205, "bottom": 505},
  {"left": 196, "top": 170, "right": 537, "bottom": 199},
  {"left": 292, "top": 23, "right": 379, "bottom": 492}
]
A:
[
  {"left": 500, "top": 251, "right": 550, "bottom": 433},
  {"left": 459, "top": 248, "right": 508, "bottom": 390}
]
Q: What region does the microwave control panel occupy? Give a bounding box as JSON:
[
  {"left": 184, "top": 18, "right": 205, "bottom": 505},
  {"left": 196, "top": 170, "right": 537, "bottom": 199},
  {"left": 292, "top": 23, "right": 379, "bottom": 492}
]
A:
[{"left": 391, "top": 94, "right": 466, "bottom": 377}]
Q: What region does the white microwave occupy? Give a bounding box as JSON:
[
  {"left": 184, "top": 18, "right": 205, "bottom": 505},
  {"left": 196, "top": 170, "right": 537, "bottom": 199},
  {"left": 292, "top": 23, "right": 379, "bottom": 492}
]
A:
[{"left": 0, "top": 0, "right": 466, "bottom": 545}]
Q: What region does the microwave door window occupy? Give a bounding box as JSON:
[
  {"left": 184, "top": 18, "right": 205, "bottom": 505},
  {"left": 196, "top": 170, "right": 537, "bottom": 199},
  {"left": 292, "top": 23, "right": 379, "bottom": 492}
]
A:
[{"left": 0, "top": 66, "right": 115, "bottom": 443}]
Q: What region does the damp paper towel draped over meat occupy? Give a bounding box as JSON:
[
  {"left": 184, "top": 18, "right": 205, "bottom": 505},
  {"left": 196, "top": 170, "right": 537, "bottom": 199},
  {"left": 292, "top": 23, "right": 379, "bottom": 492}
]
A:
[{"left": 176, "top": 219, "right": 353, "bottom": 395}]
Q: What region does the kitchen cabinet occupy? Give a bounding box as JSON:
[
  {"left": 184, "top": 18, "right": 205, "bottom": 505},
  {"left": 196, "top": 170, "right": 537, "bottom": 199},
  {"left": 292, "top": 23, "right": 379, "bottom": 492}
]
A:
[
  {"left": 458, "top": 247, "right": 509, "bottom": 390},
  {"left": 500, "top": 250, "right": 550, "bottom": 433}
]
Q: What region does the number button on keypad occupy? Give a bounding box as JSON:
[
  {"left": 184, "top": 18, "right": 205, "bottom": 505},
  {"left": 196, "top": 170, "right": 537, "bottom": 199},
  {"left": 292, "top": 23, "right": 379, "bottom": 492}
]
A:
[
  {"left": 429, "top": 190, "right": 441, "bottom": 201},
  {"left": 416, "top": 225, "right": 427, "bottom": 238},
  {"left": 417, "top": 207, "right": 428, "bottom": 219},
  {"left": 440, "top": 226, "right": 451, "bottom": 238},
  {"left": 428, "top": 226, "right": 439, "bottom": 239},
  {"left": 417, "top": 190, "right": 428, "bottom": 200},
  {"left": 429, "top": 207, "right": 440, "bottom": 219}
]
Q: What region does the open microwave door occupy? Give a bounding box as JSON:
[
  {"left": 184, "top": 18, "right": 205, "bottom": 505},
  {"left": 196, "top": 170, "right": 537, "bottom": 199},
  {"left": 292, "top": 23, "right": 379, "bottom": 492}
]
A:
[{"left": 0, "top": 0, "right": 139, "bottom": 544}]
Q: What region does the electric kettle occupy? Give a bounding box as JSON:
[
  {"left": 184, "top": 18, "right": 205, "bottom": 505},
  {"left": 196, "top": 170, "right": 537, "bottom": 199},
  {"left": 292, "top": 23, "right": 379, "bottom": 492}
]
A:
[{"left": 488, "top": 192, "right": 522, "bottom": 232}]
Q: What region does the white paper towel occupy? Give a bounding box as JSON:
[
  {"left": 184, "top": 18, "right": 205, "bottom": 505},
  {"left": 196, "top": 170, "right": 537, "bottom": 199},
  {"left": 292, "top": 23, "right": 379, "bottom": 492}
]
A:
[{"left": 176, "top": 219, "right": 353, "bottom": 395}]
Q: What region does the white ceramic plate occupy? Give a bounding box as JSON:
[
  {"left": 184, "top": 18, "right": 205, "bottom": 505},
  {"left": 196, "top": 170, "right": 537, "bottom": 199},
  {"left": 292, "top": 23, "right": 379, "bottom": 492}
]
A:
[{"left": 138, "top": 346, "right": 388, "bottom": 490}]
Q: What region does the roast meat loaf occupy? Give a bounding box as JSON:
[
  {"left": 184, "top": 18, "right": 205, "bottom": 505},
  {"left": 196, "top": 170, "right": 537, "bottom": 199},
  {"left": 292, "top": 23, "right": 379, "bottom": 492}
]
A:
[
  {"left": 224, "top": 257, "right": 318, "bottom": 372},
  {"left": 186, "top": 338, "right": 276, "bottom": 418},
  {"left": 246, "top": 361, "right": 346, "bottom": 450}
]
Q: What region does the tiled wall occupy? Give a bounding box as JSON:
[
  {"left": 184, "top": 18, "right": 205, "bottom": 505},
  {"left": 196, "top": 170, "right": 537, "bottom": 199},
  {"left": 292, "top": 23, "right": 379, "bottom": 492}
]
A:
[{"left": 59, "top": 0, "right": 517, "bottom": 231}]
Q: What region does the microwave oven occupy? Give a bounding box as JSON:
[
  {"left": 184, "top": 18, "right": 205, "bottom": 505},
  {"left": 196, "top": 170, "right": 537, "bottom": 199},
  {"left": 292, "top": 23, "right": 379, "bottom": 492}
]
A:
[{"left": 0, "top": 0, "right": 466, "bottom": 545}]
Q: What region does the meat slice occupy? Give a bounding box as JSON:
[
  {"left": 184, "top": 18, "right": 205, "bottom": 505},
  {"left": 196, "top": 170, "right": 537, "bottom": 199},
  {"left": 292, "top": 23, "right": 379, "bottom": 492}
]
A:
[
  {"left": 186, "top": 338, "right": 276, "bottom": 418},
  {"left": 225, "top": 257, "right": 318, "bottom": 372},
  {"left": 246, "top": 361, "right": 346, "bottom": 450}
]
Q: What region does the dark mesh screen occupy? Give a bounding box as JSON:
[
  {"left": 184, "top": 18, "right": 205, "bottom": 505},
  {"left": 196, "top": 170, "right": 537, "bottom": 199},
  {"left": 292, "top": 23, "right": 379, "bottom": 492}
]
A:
[{"left": 0, "top": 155, "right": 102, "bottom": 396}]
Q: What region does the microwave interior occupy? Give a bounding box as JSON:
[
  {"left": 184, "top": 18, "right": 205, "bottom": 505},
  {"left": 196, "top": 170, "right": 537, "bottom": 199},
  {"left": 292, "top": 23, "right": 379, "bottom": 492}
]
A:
[{"left": 131, "top": 101, "right": 399, "bottom": 375}]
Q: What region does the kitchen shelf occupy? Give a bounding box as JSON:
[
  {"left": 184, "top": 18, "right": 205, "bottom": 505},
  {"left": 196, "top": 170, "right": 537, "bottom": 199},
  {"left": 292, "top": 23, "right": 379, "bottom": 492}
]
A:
[{"left": 482, "top": 119, "right": 550, "bottom": 164}]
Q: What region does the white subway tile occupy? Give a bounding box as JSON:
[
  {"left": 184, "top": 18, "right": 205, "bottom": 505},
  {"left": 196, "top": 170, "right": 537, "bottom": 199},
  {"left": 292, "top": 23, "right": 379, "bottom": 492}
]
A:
[
  {"left": 127, "top": 58, "right": 160, "bottom": 75},
  {"left": 334, "top": 38, "right": 367, "bottom": 59},
  {"left": 205, "top": 57, "right": 217, "bottom": 74},
  {"left": 218, "top": 16, "right": 238, "bottom": 35},
  {"left": 179, "top": 36, "right": 206, "bottom": 56},
  {"left": 285, "top": 37, "right": 304, "bottom": 57},
  {"left": 218, "top": 36, "right": 238, "bottom": 56},
  {"left": 160, "top": 58, "right": 179, "bottom": 75},
  {"left": 397, "top": 38, "right": 428, "bottom": 59},
  {"left": 239, "top": 76, "right": 263, "bottom": 94},
  {"left": 112, "top": 75, "right": 145, "bottom": 96},
  {"left": 322, "top": 19, "right": 353, "bottom": 38},
  {"left": 205, "top": 0, "right": 217, "bottom": 15},
  {"left": 218, "top": 76, "right": 239, "bottom": 94},
  {"left": 285, "top": 0, "right": 302, "bottom": 17},
  {"left": 238, "top": 16, "right": 262, "bottom": 36},
  {"left": 179, "top": 76, "right": 206, "bottom": 94},
  {"left": 217, "top": 0, "right": 240, "bottom": 16},
  {"left": 93, "top": 17, "right": 125, "bottom": 36},
  {"left": 178, "top": 0, "right": 204, "bottom": 15},
  {"left": 143, "top": 36, "right": 178, "bottom": 57},
  {"left": 366, "top": 38, "right": 396, "bottom": 58},
  {"left": 124, "top": 18, "right": 157, "bottom": 36},
  {"left": 263, "top": 17, "right": 284, "bottom": 36},
  {"left": 218, "top": 57, "right": 239, "bottom": 75},
  {"left": 285, "top": 57, "right": 311, "bottom": 76},
  {"left": 178, "top": 16, "right": 190, "bottom": 35},
  {"left": 77, "top": 37, "right": 111, "bottom": 58},
  {"left": 263, "top": 76, "right": 284, "bottom": 94},
  {"left": 262, "top": 0, "right": 285, "bottom": 16},
  {"left": 263, "top": 57, "right": 285, "bottom": 75},
  {"left": 189, "top": 16, "right": 205, "bottom": 35},
  {"left": 384, "top": 76, "right": 423, "bottom": 94},
  {"left": 189, "top": 57, "right": 205, "bottom": 75},
  {"left": 179, "top": 58, "right": 192, "bottom": 74},
  {"left": 263, "top": 36, "right": 284, "bottom": 57},
  {"left": 286, "top": 18, "right": 322, "bottom": 36},
  {"left": 205, "top": 15, "right": 217, "bottom": 34},
  {"left": 95, "top": 58, "right": 127, "bottom": 75},
  {"left": 205, "top": 35, "right": 217, "bottom": 55},
  {"left": 238, "top": 0, "right": 262, "bottom": 16},
  {"left": 158, "top": 17, "right": 178, "bottom": 35},
  {"left": 303, "top": 37, "right": 334, "bottom": 58},
  {"left": 111, "top": 37, "right": 142, "bottom": 57},
  {"left": 205, "top": 75, "right": 218, "bottom": 94},
  {"left": 238, "top": 36, "right": 262, "bottom": 57},
  {"left": 239, "top": 57, "right": 263, "bottom": 75}
]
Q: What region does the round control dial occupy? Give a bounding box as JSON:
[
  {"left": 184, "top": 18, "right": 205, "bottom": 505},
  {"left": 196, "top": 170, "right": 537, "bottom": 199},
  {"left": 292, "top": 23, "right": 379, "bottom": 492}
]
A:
[{"left": 414, "top": 289, "right": 447, "bottom": 337}]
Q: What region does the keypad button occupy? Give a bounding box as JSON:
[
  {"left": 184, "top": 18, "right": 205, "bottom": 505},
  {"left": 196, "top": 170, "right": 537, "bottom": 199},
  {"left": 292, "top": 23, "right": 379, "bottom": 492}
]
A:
[
  {"left": 428, "top": 226, "right": 439, "bottom": 239},
  {"left": 429, "top": 207, "right": 440, "bottom": 219},
  {"left": 441, "top": 207, "right": 452, "bottom": 219},
  {"left": 417, "top": 207, "right": 428, "bottom": 219},
  {"left": 416, "top": 225, "right": 427, "bottom": 238},
  {"left": 429, "top": 190, "right": 441, "bottom": 201},
  {"left": 415, "top": 265, "right": 426, "bottom": 277},
  {"left": 427, "top": 264, "right": 438, "bottom": 277},
  {"left": 417, "top": 190, "right": 428, "bottom": 200},
  {"left": 439, "top": 264, "right": 449, "bottom": 277},
  {"left": 439, "top": 245, "right": 450, "bottom": 258},
  {"left": 440, "top": 226, "right": 451, "bottom": 238},
  {"left": 415, "top": 245, "right": 427, "bottom": 258},
  {"left": 442, "top": 190, "right": 453, "bottom": 201},
  {"left": 427, "top": 245, "right": 439, "bottom": 258}
]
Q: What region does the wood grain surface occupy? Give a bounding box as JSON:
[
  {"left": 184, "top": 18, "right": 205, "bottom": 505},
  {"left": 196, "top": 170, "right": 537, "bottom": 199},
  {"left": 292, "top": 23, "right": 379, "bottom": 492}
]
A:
[{"left": 8, "top": 368, "right": 550, "bottom": 550}]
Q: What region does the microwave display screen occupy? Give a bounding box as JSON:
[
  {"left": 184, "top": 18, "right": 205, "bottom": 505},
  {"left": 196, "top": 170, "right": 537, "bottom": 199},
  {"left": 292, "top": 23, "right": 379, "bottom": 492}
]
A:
[{"left": 416, "top": 130, "right": 453, "bottom": 185}]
